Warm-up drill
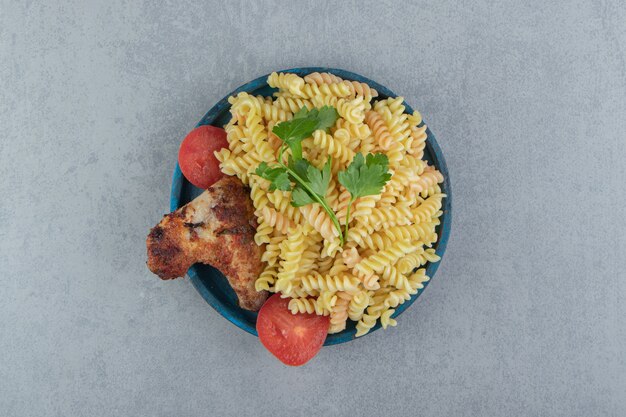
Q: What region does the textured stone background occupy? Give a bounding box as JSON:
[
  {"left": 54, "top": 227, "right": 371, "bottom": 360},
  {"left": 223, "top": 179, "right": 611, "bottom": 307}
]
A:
[{"left": 1, "top": 1, "right": 625, "bottom": 416}]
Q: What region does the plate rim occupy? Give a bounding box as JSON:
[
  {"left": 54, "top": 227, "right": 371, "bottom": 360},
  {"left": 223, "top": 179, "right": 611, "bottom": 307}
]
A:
[{"left": 170, "top": 67, "right": 452, "bottom": 346}]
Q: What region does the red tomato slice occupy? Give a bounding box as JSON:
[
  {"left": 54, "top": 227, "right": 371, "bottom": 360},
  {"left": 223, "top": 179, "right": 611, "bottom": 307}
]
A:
[
  {"left": 256, "top": 294, "right": 330, "bottom": 366},
  {"left": 178, "top": 125, "right": 228, "bottom": 189}
]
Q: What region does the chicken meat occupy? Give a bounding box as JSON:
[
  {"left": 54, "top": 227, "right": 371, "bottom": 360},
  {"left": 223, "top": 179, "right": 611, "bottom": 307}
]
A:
[{"left": 146, "top": 176, "right": 268, "bottom": 311}]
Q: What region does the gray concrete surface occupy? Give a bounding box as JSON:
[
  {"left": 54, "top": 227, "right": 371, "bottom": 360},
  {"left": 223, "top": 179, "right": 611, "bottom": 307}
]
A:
[{"left": 1, "top": 1, "right": 625, "bottom": 416}]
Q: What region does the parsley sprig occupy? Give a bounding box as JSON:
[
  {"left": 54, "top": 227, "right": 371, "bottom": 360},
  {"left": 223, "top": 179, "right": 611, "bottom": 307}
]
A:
[
  {"left": 273, "top": 106, "right": 338, "bottom": 160},
  {"left": 337, "top": 153, "right": 392, "bottom": 238},
  {"left": 256, "top": 106, "right": 343, "bottom": 242},
  {"left": 255, "top": 105, "right": 391, "bottom": 246}
]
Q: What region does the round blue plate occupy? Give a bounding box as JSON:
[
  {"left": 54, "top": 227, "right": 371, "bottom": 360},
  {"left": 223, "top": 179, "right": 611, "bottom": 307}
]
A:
[{"left": 170, "top": 67, "right": 452, "bottom": 345}]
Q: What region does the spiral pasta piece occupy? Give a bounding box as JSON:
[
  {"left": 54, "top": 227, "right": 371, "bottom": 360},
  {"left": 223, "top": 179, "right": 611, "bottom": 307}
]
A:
[
  {"left": 255, "top": 265, "right": 278, "bottom": 292},
  {"left": 399, "top": 154, "right": 426, "bottom": 174},
  {"left": 266, "top": 121, "right": 282, "bottom": 151},
  {"left": 335, "top": 188, "right": 353, "bottom": 224},
  {"left": 249, "top": 177, "right": 270, "bottom": 210},
  {"left": 224, "top": 123, "right": 251, "bottom": 153},
  {"left": 354, "top": 240, "right": 417, "bottom": 279},
  {"left": 422, "top": 248, "right": 441, "bottom": 263},
  {"left": 333, "top": 118, "right": 371, "bottom": 140},
  {"left": 380, "top": 265, "right": 410, "bottom": 290},
  {"left": 267, "top": 72, "right": 305, "bottom": 96},
  {"left": 288, "top": 297, "right": 330, "bottom": 316},
  {"left": 215, "top": 149, "right": 263, "bottom": 185},
  {"left": 229, "top": 92, "right": 262, "bottom": 116},
  {"left": 268, "top": 190, "right": 303, "bottom": 225},
  {"left": 365, "top": 110, "right": 393, "bottom": 150},
  {"left": 345, "top": 223, "right": 371, "bottom": 246},
  {"left": 352, "top": 194, "right": 380, "bottom": 219},
  {"left": 299, "top": 203, "right": 339, "bottom": 241},
  {"left": 384, "top": 289, "right": 412, "bottom": 308},
  {"left": 360, "top": 273, "right": 381, "bottom": 290},
  {"left": 311, "top": 95, "right": 366, "bottom": 124},
  {"left": 407, "top": 110, "right": 422, "bottom": 126},
  {"left": 316, "top": 254, "right": 334, "bottom": 275},
  {"left": 408, "top": 268, "right": 430, "bottom": 293},
  {"left": 328, "top": 292, "right": 351, "bottom": 334},
  {"left": 298, "top": 82, "right": 352, "bottom": 99},
  {"left": 342, "top": 80, "right": 379, "bottom": 99},
  {"left": 396, "top": 247, "right": 426, "bottom": 274},
  {"left": 273, "top": 95, "right": 313, "bottom": 113},
  {"left": 356, "top": 204, "right": 413, "bottom": 234},
  {"left": 243, "top": 112, "right": 275, "bottom": 163},
  {"left": 342, "top": 246, "right": 362, "bottom": 269},
  {"left": 297, "top": 233, "right": 323, "bottom": 275},
  {"left": 331, "top": 127, "right": 351, "bottom": 148},
  {"left": 261, "top": 235, "right": 286, "bottom": 266},
  {"left": 258, "top": 206, "right": 294, "bottom": 234},
  {"left": 304, "top": 71, "right": 344, "bottom": 86},
  {"left": 254, "top": 220, "right": 272, "bottom": 245},
  {"left": 408, "top": 124, "right": 427, "bottom": 158},
  {"left": 274, "top": 225, "right": 307, "bottom": 294},
  {"left": 380, "top": 309, "right": 397, "bottom": 329},
  {"left": 299, "top": 272, "right": 360, "bottom": 293},
  {"left": 399, "top": 248, "right": 440, "bottom": 275},
  {"left": 357, "top": 133, "right": 376, "bottom": 155},
  {"left": 418, "top": 184, "right": 443, "bottom": 199},
  {"left": 382, "top": 223, "right": 438, "bottom": 249},
  {"left": 325, "top": 177, "right": 340, "bottom": 210},
  {"left": 348, "top": 290, "right": 371, "bottom": 321},
  {"left": 410, "top": 165, "right": 444, "bottom": 195},
  {"left": 329, "top": 256, "right": 350, "bottom": 276},
  {"left": 258, "top": 99, "right": 293, "bottom": 123},
  {"left": 386, "top": 141, "right": 404, "bottom": 167},
  {"left": 317, "top": 290, "right": 338, "bottom": 311},
  {"left": 322, "top": 236, "right": 342, "bottom": 259},
  {"left": 412, "top": 194, "right": 445, "bottom": 223},
  {"left": 374, "top": 96, "right": 406, "bottom": 117},
  {"left": 386, "top": 167, "right": 415, "bottom": 194},
  {"left": 312, "top": 130, "right": 355, "bottom": 165},
  {"left": 355, "top": 308, "right": 381, "bottom": 337},
  {"left": 378, "top": 186, "right": 398, "bottom": 207}
]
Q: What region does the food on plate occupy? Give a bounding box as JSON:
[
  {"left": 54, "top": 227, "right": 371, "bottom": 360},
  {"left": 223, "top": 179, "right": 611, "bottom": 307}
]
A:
[
  {"left": 215, "top": 71, "right": 445, "bottom": 338},
  {"left": 178, "top": 125, "right": 229, "bottom": 189},
  {"left": 256, "top": 294, "right": 330, "bottom": 366},
  {"left": 146, "top": 176, "right": 268, "bottom": 311},
  {"left": 146, "top": 70, "right": 446, "bottom": 365}
]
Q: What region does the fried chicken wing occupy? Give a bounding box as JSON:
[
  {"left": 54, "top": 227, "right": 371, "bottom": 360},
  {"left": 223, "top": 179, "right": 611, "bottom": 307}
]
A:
[{"left": 146, "top": 176, "right": 268, "bottom": 311}]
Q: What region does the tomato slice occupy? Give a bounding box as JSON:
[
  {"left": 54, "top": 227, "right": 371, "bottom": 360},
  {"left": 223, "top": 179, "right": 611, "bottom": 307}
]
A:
[
  {"left": 178, "top": 125, "right": 229, "bottom": 189},
  {"left": 256, "top": 294, "right": 330, "bottom": 366}
]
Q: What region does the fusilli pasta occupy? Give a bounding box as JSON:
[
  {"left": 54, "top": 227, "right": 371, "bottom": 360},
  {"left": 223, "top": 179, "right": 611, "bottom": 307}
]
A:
[{"left": 220, "top": 72, "right": 445, "bottom": 337}]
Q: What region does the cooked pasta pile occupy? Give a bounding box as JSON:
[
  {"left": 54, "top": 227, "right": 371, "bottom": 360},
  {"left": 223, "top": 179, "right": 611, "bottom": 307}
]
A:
[{"left": 215, "top": 71, "right": 445, "bottom": 336}]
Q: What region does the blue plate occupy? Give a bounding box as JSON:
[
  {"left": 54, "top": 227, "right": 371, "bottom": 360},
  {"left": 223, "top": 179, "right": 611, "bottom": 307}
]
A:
[{"left": 170, "top": 67, "right": 452, "bottom": 345}]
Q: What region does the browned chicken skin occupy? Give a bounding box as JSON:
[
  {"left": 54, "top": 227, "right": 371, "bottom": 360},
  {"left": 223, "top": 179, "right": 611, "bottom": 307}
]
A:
[{"left": 146, "top": 176, "right": 268, "bottom": 311}]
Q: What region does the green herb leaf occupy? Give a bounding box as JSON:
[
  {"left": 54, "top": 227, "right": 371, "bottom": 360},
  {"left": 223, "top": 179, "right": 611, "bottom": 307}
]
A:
[
  {"left": 286, "top": 157, "right": 331, "bottom": 198},
  {"left": 293, "top": 106, "right": 310, "bottom": 119},
  {"left": 338, "top": 153, "right": 392, "bottom": 199},
  {"left": 272, "top": 106, "right": 340, "bottom": 161},
  {"left": 291, "top": 185, "right": 316, "bottom": 207},
  {"left": 255, "top": 162, "right": 292, "bottom": 191},
  {"left": 272, "top": 118, "right": 318, "bottom": 160},
  {"left": 309, "top": 157, "right": 331, "bottom": 196},
  {"left": 270, "top": 171, "right": 291, "bottom": 191},
  {"left": 315, "top": 106, "right": 340, "bottom": 131},
  {"left": 288, "top": 157, "right": 310, "bottom": 180},
  {"left": 365, "top": 152, "right": 390, "bottom": 172}
]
